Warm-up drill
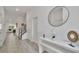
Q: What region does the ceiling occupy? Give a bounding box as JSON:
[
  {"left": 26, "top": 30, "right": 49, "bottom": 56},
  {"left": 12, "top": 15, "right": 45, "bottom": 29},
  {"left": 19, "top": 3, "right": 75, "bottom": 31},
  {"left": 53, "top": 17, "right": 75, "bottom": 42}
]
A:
[
  {"left": 4, "top": 6, "right": 28, "bottom": 17},
  {"left": 2, "top": 6, "right": 32, "bottom": 24},
  {"left": 0, "top": 6, "right": 39, "bottom": 24}
]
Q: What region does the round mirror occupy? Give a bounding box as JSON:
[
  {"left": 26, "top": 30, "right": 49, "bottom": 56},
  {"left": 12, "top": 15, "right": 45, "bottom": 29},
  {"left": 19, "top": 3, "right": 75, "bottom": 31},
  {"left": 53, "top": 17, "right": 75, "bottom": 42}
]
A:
[{"left": 48, "top": 6, "right": 69, "bottom": 27}]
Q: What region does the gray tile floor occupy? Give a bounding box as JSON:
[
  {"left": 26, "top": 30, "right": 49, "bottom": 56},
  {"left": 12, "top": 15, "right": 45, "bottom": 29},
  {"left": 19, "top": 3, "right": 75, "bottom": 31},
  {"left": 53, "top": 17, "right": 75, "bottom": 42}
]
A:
[{"left": 0, "top": 33, "right": 39, "bottom": 53}]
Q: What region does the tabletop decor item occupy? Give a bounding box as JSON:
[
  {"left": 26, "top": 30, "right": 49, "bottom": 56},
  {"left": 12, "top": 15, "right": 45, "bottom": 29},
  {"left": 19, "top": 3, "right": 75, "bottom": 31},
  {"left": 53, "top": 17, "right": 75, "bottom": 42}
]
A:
[{"left": 67, "top": 31, "right": 79, "bottom": 42}]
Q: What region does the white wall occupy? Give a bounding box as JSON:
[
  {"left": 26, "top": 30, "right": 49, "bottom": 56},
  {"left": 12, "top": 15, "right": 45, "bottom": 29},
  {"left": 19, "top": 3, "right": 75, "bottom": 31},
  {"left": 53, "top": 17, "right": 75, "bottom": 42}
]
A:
[
  {"left": 0, "top": 6, "right": 7, "bottom": 47},
  {"left": 36, "top": 6, "right": 79, "bottom": 44},
  {"left": 24, "top": 7, "right": 39, "bottom": 42},
  {"left": 23, "top": 6, "right": 79, "bottom": 44}
]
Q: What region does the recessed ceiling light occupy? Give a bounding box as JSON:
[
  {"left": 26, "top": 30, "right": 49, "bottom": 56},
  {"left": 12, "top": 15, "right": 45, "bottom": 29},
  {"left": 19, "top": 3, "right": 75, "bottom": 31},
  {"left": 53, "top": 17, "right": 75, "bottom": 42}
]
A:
[{"left": 16, "top": 8, "right": 20, "bottom": 11}]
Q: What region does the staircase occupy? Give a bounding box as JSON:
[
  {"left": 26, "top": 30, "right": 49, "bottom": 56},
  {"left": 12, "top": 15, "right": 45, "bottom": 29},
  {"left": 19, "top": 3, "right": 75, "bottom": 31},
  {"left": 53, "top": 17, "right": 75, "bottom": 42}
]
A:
[{"left": 18, "top": 24, "right": 27, "bottom": 39}]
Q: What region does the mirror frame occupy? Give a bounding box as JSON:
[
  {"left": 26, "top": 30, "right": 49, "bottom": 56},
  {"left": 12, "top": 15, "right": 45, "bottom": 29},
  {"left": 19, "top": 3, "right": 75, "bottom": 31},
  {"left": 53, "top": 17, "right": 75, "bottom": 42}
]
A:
[{"left": 48, "top": 6, "right": 70, "bottom": 27}]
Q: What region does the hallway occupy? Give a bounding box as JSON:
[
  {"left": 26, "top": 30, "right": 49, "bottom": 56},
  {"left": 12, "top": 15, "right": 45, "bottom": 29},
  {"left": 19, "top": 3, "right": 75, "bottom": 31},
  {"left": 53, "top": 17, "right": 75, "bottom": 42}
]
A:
[{"left": 0, "top": 33, "right": 39, "bottom": 53}]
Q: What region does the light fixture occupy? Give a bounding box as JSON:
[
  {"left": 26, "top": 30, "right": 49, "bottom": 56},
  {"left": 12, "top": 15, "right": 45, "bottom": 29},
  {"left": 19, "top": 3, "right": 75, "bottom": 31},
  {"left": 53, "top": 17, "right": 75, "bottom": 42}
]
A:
[{"left": 16, "top": 8, "right": 20, "bottom": 11}]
